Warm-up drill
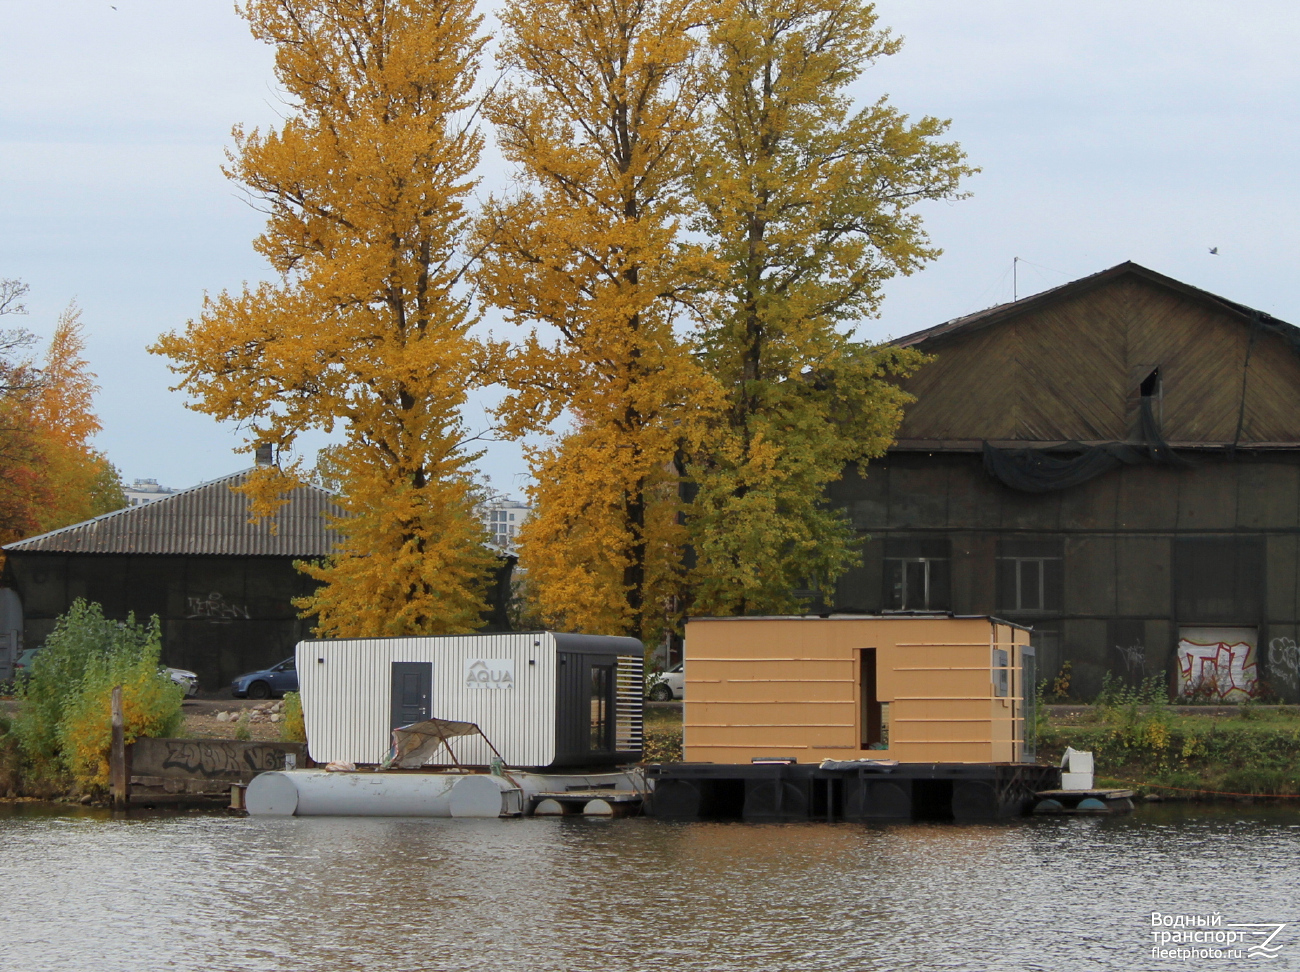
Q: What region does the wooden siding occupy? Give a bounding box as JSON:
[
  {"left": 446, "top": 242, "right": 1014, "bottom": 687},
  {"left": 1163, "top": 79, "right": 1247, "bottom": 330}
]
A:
[
  {"left": 683, "top": 617, "right": 1030, "bottom": 765},
  {"left": 895, "top": 275, "right": 1300, "bottom": 445}
]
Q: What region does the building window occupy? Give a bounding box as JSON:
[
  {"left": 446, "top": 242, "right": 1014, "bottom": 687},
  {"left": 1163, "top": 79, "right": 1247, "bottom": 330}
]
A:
[
  {"left": 883, "top": 539, "right": 950, "bottom": 611},
  {"left": 1174, "top": 538, "right": 1263, "bottom": 624},
  {"left": 997, "top": 539, "right": 1063, "bottom": 614}
]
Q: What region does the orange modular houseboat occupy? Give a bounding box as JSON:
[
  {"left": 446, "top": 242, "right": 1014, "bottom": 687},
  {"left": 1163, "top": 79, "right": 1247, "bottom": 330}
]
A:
[{"left": 684, "top": 615, "right": 1035, "bottom": 765}]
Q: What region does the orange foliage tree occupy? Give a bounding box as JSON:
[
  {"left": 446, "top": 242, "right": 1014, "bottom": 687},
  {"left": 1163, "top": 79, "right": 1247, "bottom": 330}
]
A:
[
  {"left": 152, "top": 0, "right": 499, "bottom": 637},
  {"left": 30, "top": 302, "right": 126, "bottom": 534},
  {"left": 0, "top": 283, "right": 123, "bottom": 546}
]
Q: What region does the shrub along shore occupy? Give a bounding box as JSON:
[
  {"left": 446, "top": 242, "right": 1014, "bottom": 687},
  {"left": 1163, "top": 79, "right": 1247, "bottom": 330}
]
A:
[
  {"left": 0, "top": 599, "right": 307, "bottom": 804},
  {"left": 6, "top": 671, "right": 1298, "bottom": 805}
]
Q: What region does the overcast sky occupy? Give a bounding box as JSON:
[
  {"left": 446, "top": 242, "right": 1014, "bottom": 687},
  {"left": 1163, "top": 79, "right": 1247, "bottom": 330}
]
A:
[{"left": 1, "top": 1, "right": 1297, "bottom": 497}]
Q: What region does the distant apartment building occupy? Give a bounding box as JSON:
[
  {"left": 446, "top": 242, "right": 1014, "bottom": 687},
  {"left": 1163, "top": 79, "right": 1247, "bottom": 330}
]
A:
[
  {"left": 480, "top": 497, "right": 530, "bottom": 554},
  {"left": 123, "top": 478, "right": 178, "bottom": 507}
]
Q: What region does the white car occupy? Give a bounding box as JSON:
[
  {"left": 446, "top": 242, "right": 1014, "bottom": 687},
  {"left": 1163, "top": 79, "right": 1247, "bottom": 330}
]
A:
[
  {"left": 648, "top": 662, "right": 684, "bottom": 701},
  {"left": 166, "top": 667, "right": 200, "bottom": 698}
]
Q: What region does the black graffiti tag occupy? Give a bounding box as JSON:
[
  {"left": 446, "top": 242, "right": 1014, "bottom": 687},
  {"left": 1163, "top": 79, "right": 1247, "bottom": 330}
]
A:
[{"left": 159, "top": 741, "right": 290, "bottom": 779}]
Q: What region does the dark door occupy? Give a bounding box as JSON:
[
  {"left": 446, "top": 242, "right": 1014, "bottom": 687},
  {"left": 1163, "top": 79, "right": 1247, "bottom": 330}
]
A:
[{"left": 391, "top": 662, "right": 432, "bottom": 729}]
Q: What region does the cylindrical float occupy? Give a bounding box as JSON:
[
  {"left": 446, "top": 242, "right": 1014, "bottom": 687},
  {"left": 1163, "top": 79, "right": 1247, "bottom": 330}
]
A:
[{"left": 247, "top": 770, "right": 473, "bottom": 817}]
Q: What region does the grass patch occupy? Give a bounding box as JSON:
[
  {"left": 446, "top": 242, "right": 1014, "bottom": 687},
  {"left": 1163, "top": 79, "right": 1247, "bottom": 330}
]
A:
[
  {"left": 1039, "top": 703, "right": 1300, "bottom": 798},
  {"left": 643, "top": 705, "right": 682, "bottom": 763}
]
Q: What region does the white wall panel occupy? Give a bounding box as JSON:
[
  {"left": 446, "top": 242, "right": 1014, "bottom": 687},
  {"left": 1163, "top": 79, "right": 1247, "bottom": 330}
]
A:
[{"left": 298, "top": 633, "right": 558, "bottom": 768}]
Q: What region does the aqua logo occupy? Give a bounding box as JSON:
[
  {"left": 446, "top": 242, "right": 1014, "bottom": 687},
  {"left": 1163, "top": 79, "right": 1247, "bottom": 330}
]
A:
[{"left": 465, "top": 658, "right": 515, "bottom": 690}]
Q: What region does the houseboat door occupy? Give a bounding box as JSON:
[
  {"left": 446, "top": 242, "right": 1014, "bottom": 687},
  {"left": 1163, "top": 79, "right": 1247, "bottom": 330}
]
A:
[
  {"left": 391, "top": 661, "right": 432, "bottom": 729},
  {"left": 1019, "top": 644, "right": 1036, "bottom": 762}
]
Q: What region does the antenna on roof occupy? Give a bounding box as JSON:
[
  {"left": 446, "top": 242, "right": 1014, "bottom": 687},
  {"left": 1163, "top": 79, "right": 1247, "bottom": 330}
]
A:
[{"left": 1013, "top": 256, "right": 1020, "bottom": 301}]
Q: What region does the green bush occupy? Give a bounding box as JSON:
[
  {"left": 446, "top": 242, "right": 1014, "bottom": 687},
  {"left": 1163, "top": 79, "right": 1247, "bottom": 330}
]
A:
[
  {"left": 280, "top": 691, "right": 306, "bottom": 743},
  {"left": 12, "top": 599, "right": 183, "bottom": 792}
]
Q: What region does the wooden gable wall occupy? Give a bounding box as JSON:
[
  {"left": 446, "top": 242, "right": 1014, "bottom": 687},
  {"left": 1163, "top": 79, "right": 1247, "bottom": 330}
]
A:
[{"left": 894, "top": 275, "right": 1300, "bottom": 445}]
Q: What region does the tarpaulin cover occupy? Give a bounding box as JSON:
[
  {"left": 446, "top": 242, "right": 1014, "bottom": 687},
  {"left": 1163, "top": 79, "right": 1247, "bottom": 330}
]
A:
[
  {"left": 983, "top": 398, "right": 1190, "bottom": 493},
  {"left": 817, "top": 758, "right": 899, "bottom": 772},
  {"left": 384, "top": 718, "right": 501, "bottom": 769}
]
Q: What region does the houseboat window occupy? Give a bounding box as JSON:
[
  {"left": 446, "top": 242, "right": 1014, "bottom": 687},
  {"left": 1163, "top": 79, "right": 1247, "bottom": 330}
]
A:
[
  {"left": 860, "top": 648, "right": 887, "bottom": 749},
  {"left": 996, "top": 539, "right": 1062, "bottom": 614},
  {"left": 883, "top": 539, "right": 950, "bottom": 611},
  {"left": 590, "top": 664, "right": 612, "bottom": 751},
  {"left": 992, "top": 648, "right": 1010, "bottom": 698}
]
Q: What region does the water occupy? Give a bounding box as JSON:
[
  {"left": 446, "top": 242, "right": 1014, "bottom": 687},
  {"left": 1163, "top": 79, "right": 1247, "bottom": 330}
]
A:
[{"left": 1, "top": 804, "right": 1298, "bottom": 972}]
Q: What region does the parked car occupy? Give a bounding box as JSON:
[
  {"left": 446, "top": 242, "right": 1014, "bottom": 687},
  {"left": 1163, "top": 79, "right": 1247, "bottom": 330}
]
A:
[
  {"left": 166, "top": 668, "right": 200, "bottom": 698},
  {"left": 15, "top": 648, "right": 199, "bottom": 698},
  {"left": 648, "top": 662, "right": 683, "bottom": 701},
  {"left": 12, "top": 648, "right": 40, "bottom": 682},
  {"left": 231, "top": 657, "right": 298, "bottom": 699}
]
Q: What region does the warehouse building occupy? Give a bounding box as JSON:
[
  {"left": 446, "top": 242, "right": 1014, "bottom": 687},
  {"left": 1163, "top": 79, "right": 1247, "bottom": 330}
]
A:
[
  {"left": 828, "top": 262, "right": 1300, "bottom": 703},
  {"left": 3, "top": 467, "right": 514, "bottom": 692}
]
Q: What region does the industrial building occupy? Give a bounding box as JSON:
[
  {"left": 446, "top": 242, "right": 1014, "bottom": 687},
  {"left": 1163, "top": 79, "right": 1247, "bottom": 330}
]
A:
[
  {"left": 826, "top": 262, "right": 1300, "bottom": 702},
  {"left": 2, "top": 468, "right": 344, "bottom": 691}
]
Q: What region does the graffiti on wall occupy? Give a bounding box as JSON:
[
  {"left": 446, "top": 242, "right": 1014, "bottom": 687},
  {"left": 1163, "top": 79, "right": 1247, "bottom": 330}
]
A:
[
  {"left": 1267, "top": 638, "right": 1300, "bottom": 692},
  {"left": 186, "top": 591, "right": 251, "bottom": 622},
  {"left": 1113, "top": 643, "right": 1146, "bottom": 680},
  {"left": 1177, "top": 634, "right": 1260, "bottom": 701},
  {"left": 129, "top": 738, "right": 304, "bottom": 782}
]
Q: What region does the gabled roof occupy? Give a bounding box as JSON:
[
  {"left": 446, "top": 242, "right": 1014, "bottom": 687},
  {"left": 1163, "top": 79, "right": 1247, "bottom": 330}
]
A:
[
  {"left": 4, "top": 469, "right": 344, "bottom": 557},
  {"left": 893, "top": 261, "right": 1299, "bottom": 349}
]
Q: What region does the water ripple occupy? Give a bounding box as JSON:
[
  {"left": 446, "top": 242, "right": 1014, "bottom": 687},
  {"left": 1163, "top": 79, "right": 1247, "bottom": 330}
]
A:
[{"left": 1, "top": 804, "right": 1297, "bottom": 972}]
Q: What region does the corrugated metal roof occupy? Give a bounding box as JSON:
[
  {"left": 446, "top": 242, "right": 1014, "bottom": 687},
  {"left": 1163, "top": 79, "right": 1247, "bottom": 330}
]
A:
[{"left": 4, "top": 469, "right": 345, "bottom": 556}]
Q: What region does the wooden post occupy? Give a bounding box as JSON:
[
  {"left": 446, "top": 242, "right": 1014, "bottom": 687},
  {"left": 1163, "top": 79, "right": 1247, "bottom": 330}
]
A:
[{"left": 110, "top": 685, "right": 127, "bottom": 811}]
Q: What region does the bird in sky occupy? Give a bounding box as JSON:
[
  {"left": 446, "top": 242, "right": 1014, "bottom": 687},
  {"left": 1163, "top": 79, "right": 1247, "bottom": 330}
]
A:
[{"left": 1209, "top": 247, "right": 1219, "bottom": 255}]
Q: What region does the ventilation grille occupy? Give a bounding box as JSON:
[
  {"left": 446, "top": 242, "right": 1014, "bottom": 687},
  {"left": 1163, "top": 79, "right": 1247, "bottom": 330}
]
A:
[{"left": 615, "top": 655, "right": 644, "bottom": 753}]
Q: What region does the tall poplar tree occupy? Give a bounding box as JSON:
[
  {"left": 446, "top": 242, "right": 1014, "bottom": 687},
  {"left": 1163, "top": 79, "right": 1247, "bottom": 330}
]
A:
[
  {"left": 475, "top": 0, "right": 719, "bottom": 642},
  {"left": 153, "top": 0, "right": 497, "bottom": 638},
  {"left": 685, "top": 0, "right": 974, "bottom": 614}
]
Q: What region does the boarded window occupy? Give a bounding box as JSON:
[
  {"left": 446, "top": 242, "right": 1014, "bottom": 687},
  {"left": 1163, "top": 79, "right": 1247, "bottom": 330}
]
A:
[
  {"left": 883, "top": 539, "right": 950, "bottom": 611},
  {"left": 1173, "top": 538, "right": 1263, "bottom": 623},
  {"left": 996, "top": 539, "right": 1063, "bottom": 613}
]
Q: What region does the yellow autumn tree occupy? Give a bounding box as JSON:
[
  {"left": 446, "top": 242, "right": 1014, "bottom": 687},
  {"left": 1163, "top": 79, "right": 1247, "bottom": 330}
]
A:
[
  {"left": 152, "top": 0, "right": 498, "bottom": 637},
  {"left": 475, "top": 0, "right": 720, "bottom": 642},
  {"left": 685, "top": 0, "right": 973, "bottom": 614}
]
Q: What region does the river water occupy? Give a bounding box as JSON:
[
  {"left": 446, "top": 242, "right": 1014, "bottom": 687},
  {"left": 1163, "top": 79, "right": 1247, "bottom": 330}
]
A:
[{"left": 1, "top": 803, "right": 1297, "bottom": 972}]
